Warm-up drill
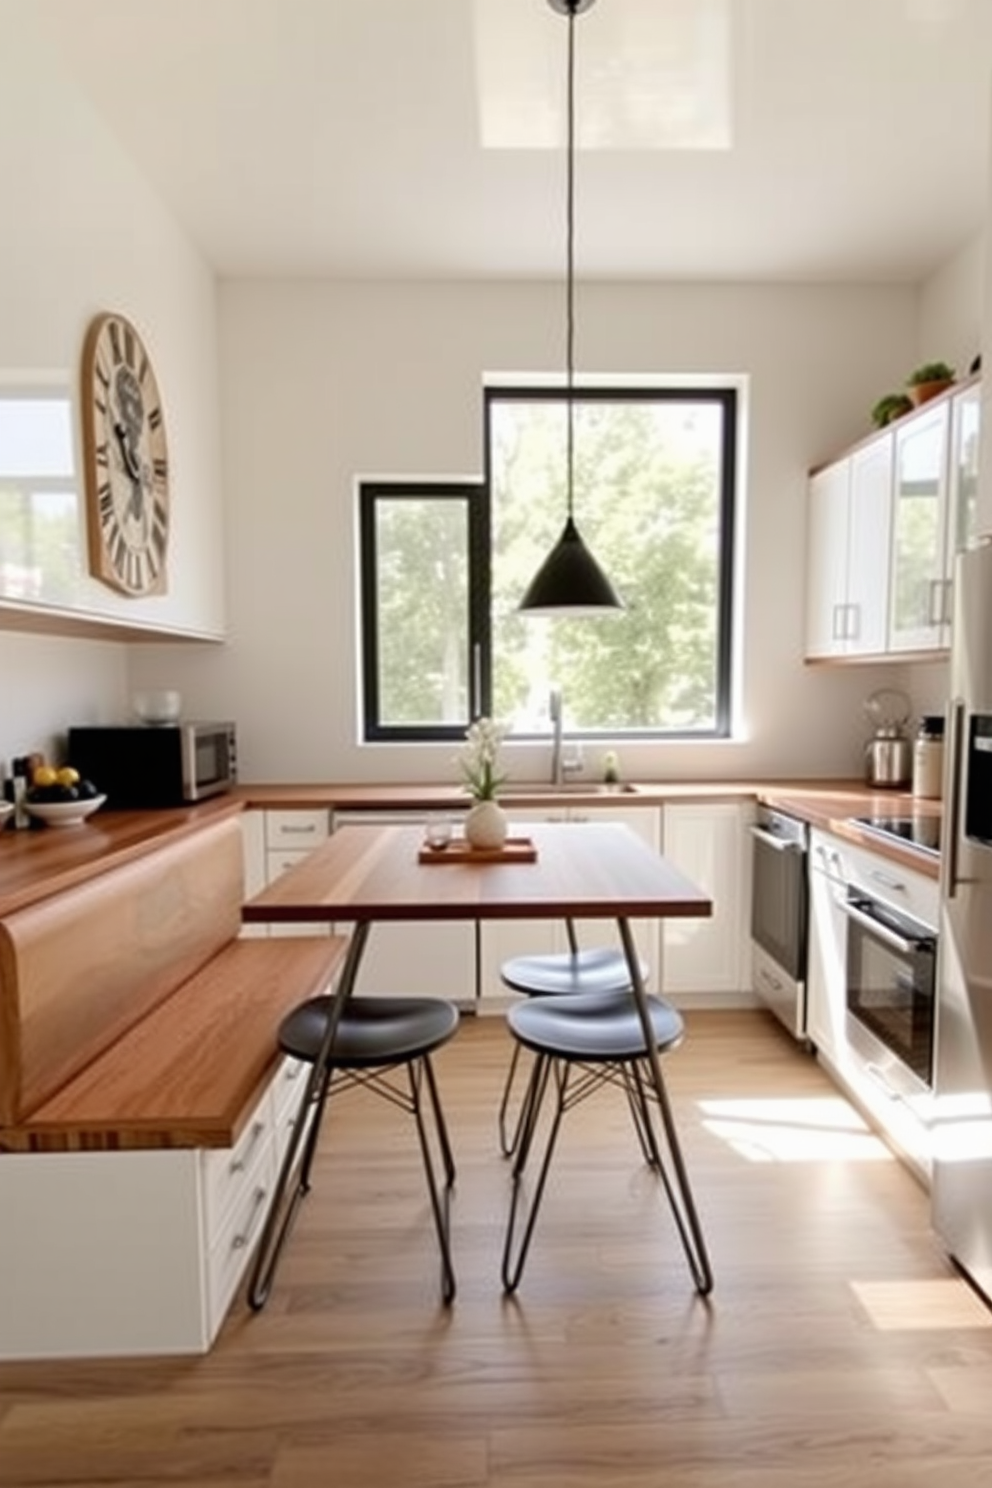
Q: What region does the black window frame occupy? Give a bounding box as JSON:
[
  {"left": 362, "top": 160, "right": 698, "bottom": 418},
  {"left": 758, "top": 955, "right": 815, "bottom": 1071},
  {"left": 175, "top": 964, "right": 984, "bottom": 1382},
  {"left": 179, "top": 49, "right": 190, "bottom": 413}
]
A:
[
  {"left": 359, "top": 479, "right": 489, "bottom": 743},
  {"left": 359, "top": 384, "right": 738, "bottom": 743},
  {"left": 483, "top": 384, "right": 738, "bottom": 740}
]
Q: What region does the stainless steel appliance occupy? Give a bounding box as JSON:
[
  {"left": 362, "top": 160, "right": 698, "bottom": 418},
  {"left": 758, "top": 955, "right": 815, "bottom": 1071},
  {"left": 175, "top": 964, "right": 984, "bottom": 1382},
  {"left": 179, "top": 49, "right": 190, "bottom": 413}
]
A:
[
  {"left": 843, "top": 879, "right": 937, "bottom": 1105},
  {"left": 850, "top": 815, "right": 942, "bottom": 858},
  {"left": 750, "top": 806, "right": 809, "bottom": 1038},
  {"left": 932, "top": 539, "right": 992, "bottom": 1304},
  {"left": 67, "top": 722, "right": 237, "bottom": 807},
  {"left": 864, "top": 688, "right": 913, "bottom": 789}
]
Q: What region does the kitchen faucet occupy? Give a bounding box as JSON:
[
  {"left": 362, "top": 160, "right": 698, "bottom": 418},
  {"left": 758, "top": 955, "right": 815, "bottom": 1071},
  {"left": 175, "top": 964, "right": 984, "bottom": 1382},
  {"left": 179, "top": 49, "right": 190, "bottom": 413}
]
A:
[
  {"left": 549, "top": 688, "right": 582, "bottom": 786},
  {"left": 550, "top": 687, "right": 563, "bottom": 786}
]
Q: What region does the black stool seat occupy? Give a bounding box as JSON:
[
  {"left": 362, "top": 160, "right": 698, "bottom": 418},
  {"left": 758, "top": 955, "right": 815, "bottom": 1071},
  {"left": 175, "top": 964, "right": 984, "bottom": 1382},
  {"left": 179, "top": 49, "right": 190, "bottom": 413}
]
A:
[
  {"left": 500, "top": 947, "right": 645, "bottom": 998},
  {"left": 248, "top": 990, "right": 460, "bottom": 1310},
  {"left": 280, "top": 995, "right": 459, "bottom": 1066},
  {"left": 509, "top": 989, "right": 683, "bottom": 1061}
]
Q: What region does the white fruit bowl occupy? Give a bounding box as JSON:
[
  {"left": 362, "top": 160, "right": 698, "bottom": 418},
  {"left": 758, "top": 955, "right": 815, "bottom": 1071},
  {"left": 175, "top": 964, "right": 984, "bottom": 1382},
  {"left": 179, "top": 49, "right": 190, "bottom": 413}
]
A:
[{"left": 25, "top": 794, "right": 107, "bottom": 828}]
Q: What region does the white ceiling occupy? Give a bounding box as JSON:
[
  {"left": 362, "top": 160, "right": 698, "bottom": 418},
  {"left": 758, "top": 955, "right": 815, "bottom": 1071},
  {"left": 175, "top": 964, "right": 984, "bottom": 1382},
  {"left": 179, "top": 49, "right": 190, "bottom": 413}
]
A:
[{"left": 32, "top": 0, "right": 992, "bottom": 283}]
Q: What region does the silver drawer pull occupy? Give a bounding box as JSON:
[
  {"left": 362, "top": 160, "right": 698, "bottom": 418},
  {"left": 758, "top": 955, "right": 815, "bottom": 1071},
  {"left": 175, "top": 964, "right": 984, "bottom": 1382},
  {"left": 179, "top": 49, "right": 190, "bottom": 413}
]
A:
[
  {"left": 232, "top": 1186, "right": 269, "bottom": 1250},
  {"left": 868, "top": 867, "right": 906, "bottom": 894},
  {"left": 230, "top": 1119, "right": 266, "bottom": 1174},
  {"left": 279, "top": 824, "right": 319, "bottom": 836}
]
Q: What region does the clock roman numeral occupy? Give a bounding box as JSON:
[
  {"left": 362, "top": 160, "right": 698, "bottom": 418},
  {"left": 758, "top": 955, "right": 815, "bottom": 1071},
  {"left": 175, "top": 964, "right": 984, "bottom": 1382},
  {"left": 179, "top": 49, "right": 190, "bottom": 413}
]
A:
[
  {"left": 152, "top": 456, "right": 168, "bottom": 484},
  {"left": 148, "top": 405, "right": 163, "bottom": 430},
  {"left": 138, "top": 352, "right": 149, "bottom": 384},
  {"left": 94, "top": 442, "right": 109, "bottom": 467},
  {"left": 108, "top": 321, "right": 122, "bottom": 364},
  {"left": 124, "top": 324, "right": 135, "bottom": 368}
]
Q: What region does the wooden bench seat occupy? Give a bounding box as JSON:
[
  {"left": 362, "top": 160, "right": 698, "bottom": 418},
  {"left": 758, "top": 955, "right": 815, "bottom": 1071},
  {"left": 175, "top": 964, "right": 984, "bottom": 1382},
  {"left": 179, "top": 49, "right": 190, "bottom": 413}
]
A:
[{"left": 0, "top": 934, "right": 350, "bottom": 1152}]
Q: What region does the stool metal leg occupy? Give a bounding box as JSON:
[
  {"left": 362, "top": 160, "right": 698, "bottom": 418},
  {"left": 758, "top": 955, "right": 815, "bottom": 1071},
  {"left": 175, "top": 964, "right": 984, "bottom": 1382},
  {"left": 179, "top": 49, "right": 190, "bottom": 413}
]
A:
[
  {"left": 408, "top": 1054, "right": 458, "bottom": 1304},
  {"left": 617, "top": 918, "right": 713, "bottom": 1296},
  {"left": 247, "top": 921, "right": 370, "bottom": 1312},
  {"left": 501, "top": 1055, "right": 569, "bottom": 1292}
]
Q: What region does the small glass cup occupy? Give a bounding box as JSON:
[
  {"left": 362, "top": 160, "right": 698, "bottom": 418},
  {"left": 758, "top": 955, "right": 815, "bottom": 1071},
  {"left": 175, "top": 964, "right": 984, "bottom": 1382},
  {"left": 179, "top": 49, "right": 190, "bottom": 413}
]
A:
[{"left": 424, "top": 813, "right": 453, "bottom": 851}]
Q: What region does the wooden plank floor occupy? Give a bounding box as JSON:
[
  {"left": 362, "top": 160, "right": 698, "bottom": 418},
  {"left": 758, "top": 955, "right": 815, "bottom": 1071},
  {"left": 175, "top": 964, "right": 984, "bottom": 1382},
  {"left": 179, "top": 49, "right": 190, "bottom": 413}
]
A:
[{"left": 2, "top": 1008, "right": 992, "bottom": 1487}]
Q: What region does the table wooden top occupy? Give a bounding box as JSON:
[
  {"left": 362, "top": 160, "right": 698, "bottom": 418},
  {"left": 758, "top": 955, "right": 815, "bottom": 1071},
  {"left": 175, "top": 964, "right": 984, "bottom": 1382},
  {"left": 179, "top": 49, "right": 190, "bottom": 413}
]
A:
[{"left": 241, "top": 821, "right": 713, "bottom": 924}]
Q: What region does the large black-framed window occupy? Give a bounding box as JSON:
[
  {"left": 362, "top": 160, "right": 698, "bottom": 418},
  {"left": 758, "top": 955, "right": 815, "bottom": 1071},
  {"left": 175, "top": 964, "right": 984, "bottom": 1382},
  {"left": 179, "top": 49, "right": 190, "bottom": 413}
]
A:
[{"left": 359, "top": 385, "right": 738, "bottom": 743}]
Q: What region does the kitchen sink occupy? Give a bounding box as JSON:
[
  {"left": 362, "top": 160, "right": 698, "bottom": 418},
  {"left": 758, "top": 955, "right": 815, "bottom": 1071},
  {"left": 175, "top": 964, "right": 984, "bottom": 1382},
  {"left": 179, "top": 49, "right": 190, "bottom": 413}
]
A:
[{"left": 501, "top": 782, "right": 642, "bottom": 797}]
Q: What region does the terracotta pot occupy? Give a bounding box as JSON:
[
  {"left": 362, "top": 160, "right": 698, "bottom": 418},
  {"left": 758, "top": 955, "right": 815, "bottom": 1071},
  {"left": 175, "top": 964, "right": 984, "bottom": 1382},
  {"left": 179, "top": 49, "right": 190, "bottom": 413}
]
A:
[
  {"left": 908, "top": 379, "right": 953, "bottom": 408},
  {"left": 464, "top": 799, "right": 508, "bottom": 851}
]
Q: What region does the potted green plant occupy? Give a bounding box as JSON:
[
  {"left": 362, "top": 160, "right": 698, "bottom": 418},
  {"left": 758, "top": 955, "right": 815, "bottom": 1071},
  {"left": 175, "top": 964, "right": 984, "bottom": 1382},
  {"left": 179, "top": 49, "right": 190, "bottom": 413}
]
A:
[
  {"left": 870, "top": 392, "right": 913, "bottom": 428},
  {"left": 905, "top": 360, "right": 956, "bottom": 407}
]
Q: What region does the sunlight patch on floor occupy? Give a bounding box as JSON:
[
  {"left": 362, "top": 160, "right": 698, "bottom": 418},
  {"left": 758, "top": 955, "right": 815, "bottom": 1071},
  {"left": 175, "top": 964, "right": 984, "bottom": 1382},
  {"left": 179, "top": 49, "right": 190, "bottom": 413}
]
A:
[
  {"left": 852, "top": 1278, "right": 992, "bottom": 1331},
  {"left": 697, "top": 1095, "right": 893, "bottom": 1163}
]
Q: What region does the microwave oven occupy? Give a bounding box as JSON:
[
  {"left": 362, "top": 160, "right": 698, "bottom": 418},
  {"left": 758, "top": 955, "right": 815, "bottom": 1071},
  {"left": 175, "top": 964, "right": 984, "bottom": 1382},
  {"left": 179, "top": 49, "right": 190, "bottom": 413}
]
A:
[{"left": 67, "top": 722, "right": 237, "bottom": 808}]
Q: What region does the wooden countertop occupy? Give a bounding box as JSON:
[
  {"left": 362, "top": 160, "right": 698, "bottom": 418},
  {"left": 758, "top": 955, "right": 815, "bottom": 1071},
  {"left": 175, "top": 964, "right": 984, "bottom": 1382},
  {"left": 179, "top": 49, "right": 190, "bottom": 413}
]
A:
[{"left": 0, "top": 777, "right": 941, "bottom": 917}]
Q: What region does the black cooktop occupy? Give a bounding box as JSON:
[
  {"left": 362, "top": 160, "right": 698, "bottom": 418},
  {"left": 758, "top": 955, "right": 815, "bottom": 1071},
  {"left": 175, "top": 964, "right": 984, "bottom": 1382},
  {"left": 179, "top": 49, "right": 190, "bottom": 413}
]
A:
[{"left": 850, "top": 815, "right": 941, "bottom": 857}]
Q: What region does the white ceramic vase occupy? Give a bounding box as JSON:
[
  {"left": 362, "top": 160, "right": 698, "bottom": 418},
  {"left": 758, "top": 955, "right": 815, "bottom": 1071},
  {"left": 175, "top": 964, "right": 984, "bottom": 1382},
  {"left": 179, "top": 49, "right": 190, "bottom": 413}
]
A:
[{"left": 464, "top": 798, "right": 508, "bottom": 851}]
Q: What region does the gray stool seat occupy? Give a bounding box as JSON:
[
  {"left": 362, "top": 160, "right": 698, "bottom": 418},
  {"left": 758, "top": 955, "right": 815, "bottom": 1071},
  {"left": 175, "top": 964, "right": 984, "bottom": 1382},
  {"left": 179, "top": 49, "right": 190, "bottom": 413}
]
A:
[
  {"left": 509, "top": 989, "right": 683, "bottom": 1061},
  {"left": 500, "top": 987, "right": 712, "bottom": 1298},
  {"left": 500, "top": 946, "right": 645, "bottom": 998},
  {"left": 496, "top": 944, "right": 648, "bottom": 1157}
]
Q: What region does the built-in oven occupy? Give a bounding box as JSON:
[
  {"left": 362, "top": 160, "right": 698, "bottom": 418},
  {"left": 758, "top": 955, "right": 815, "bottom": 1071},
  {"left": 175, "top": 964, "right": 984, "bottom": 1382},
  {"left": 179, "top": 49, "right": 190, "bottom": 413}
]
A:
[
  {"left": 750, "top": 806, "right": 809, "bottom": 1039},
  {"left": 843, "top": 884, "right": 937, "bottom": 1104}
]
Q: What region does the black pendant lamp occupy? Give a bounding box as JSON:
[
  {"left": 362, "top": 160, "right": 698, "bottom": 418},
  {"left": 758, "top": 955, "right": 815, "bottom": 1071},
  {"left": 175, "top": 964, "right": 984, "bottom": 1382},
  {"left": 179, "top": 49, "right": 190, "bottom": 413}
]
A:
[{"left": 519, "top": 0, "right": 623, "bottom": 615}]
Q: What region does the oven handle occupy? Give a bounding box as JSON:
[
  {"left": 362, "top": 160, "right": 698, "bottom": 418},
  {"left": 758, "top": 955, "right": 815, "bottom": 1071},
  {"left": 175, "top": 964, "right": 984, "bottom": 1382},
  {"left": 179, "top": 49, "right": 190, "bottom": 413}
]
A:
[
  {"left": 750, "top": 826, "right": 804, "bottom": 853},
  {"left": 841, "top": 898, "right": 934, "bottom": 956}
]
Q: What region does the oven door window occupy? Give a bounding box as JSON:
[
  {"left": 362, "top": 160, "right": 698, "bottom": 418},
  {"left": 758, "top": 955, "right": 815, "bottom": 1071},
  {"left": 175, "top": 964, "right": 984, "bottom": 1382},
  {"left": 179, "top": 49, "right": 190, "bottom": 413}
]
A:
[
  {"left": 751, "top": 836, "right": 807, "bottom": 980},
  {"left": 846, "top": 900, "right": 936, "bottom": 1085}
]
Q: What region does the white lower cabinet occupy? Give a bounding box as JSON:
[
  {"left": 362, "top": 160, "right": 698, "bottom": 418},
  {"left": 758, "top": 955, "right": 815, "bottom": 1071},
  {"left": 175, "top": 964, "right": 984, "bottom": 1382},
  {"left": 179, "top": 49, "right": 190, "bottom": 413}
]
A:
[
  {"left": 659, "top": 801, "right": 754, "bottom": 1001},
  {"left": 477, "top": 806, "right": 662, "bottom": 1001},
  {"left": 478, "top": 807, "right": 568, "bottom": 1001},
  {"left": 806, "top": 832, "right": 848, "bottom": 1066},
  {"left": 240, "top": 808, "right": 333, "bottom": 937},
  {"left": 0, "top": 1062, "right": 307, "bottom": 1361}
]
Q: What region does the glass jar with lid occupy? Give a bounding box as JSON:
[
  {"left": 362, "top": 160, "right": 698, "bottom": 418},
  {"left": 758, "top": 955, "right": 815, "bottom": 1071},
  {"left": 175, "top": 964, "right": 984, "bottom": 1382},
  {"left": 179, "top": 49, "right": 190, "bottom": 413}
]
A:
[{"left": 912, "top": 715, "right": 945, "bottom": 799}]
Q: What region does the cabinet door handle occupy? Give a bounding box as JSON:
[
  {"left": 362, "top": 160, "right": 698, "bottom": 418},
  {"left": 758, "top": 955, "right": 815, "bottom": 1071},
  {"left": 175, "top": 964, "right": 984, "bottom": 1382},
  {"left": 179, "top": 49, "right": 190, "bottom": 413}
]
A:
[
  {"left": 832, "top": 603, "right": 845, "bottom": 641},
  {"left": 232, "top": 1186, "right": 269, "bottom": 1250},
  {"left": 230, "top": 1119, "right": 267, "bottom": 1175},
  {"left": 927, "top": 579, "right": 945, "bottom": 627},
  {"left": 846, "top": 603, "right": 859, "bottom": 641}
]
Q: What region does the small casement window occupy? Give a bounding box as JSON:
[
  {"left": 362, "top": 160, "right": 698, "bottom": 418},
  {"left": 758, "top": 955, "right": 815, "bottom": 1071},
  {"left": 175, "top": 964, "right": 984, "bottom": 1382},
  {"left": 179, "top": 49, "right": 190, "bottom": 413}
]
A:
[
  {"left": 359, "top": 384, "right": 738, "bottom": 743},
  {"left": 359, "top": 480, "right": 488, "bottom": 742}
]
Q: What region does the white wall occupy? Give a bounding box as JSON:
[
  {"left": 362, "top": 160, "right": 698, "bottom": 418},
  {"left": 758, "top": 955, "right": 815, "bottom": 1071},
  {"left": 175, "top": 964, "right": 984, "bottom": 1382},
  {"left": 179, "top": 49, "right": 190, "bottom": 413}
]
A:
[
  {"left": 917, "top": 233, "right": 985, "bottom": 378},
  {"left": 132, "top": 277, "right": 922, "bottom": 785},
  {"left": 0, "top": 3, "right": 225, "bottom": 770}
]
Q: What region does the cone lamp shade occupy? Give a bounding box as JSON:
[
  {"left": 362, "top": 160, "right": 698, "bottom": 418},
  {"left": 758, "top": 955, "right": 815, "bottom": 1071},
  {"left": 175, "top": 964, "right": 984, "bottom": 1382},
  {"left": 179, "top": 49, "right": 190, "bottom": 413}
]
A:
[{"left": 519, "top": 0, "right": 624, "bottom": 615}]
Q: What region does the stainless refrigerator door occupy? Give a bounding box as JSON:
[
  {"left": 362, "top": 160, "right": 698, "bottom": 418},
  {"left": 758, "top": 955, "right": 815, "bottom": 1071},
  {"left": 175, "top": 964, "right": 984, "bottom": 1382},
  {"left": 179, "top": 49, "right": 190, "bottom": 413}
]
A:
[{"left": 932, "top": 540, "right": 992, "bottom": 1303}]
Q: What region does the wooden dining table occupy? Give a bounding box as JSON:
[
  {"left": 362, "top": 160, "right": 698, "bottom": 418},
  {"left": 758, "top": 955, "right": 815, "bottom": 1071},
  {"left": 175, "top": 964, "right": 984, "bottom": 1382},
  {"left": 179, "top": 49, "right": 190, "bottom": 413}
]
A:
[{"left": 240, "top": 819, "right": 714, "bottom": 1304}]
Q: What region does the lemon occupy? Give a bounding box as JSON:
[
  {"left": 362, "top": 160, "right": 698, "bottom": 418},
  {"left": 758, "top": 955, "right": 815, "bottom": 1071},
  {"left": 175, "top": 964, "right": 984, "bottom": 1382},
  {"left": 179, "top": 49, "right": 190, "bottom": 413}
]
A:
[
  {"left": 56, "top": 766, "right": 80, "bottom": 788},
  {"left": 33, "top": 764, "right": 58, "bottom": 788}
]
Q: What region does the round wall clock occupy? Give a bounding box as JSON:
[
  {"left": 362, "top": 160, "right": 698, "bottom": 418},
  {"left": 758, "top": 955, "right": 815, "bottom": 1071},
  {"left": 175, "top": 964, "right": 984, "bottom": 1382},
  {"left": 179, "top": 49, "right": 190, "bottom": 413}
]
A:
[{"left": 80, "top": 311, "right": 170, "bottom": 597}]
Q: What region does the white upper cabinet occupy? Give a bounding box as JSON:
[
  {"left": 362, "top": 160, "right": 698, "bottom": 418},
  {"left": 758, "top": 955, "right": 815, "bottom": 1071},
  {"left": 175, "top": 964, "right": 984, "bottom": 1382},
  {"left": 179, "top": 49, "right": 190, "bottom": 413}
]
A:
[
  {"left": 888, "top": 400, "right": 952, "bottom": 653},
  {"left": 806, "top": 378, "right": 980, "bottom": 663},
  {"left": 806, "top": 437, "right": 892, "bottom": 659}
]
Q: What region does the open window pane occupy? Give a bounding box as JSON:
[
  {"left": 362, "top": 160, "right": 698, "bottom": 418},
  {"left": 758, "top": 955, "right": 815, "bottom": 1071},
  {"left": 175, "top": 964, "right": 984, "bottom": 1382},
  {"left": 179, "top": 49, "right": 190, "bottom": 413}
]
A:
[
  {"left": 360, "top": 482, "right": 483, "bottom": 740},
  {"left": 487, "top": 389, "right": 736, "bottom": 737}
]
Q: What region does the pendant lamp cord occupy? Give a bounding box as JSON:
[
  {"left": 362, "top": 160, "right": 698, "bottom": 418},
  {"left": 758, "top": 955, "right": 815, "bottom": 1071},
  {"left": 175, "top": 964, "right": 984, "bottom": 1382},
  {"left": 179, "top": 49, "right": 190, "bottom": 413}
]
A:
[{"left": 564, "top": 0, "right": 577, "bottom": 521}]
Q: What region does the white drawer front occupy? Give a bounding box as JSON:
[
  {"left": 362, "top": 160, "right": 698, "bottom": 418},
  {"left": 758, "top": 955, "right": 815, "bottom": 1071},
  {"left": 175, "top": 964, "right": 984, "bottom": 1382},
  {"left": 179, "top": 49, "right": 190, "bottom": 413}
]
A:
[
  {"left": 264, "top": 810, "right": 330, "bottom": 851},
  {"left": 201, "top": 1086, "right": 275, "bottom": 1234},
  {"left": 206, "top": 1136, "right": 276, "bottom": 1332}
]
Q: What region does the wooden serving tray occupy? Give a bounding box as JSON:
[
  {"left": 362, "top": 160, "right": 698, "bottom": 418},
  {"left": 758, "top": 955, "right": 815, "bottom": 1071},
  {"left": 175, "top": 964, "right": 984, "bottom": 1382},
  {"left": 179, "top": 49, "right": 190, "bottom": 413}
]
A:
[{"left": 418, "top": 835, "right": 537, "bottom": 864}]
